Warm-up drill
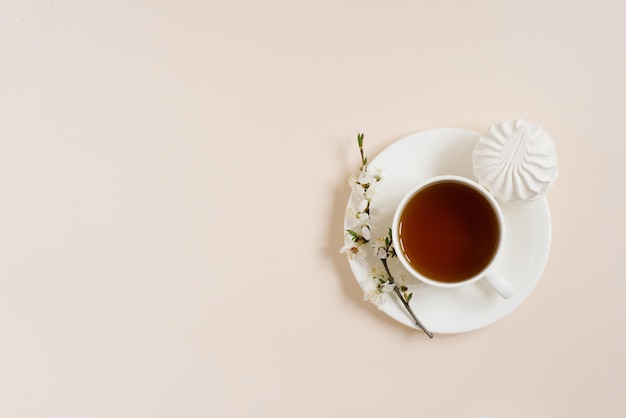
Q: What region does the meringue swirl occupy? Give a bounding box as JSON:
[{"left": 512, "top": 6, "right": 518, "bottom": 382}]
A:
[{"left": 472, "top": 119, "right": 558, "bottom": 204}]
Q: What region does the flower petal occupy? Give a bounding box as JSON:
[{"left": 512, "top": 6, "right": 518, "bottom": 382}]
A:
[{"left": 357, "top": 198, "right": 369, "bottom": 213}]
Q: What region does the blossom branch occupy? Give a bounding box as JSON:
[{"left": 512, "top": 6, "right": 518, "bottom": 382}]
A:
[
  {"left": 379, "top": 231, "right": 433, "bottom": 338},
  {"left": 342, "top": 133, "right": 433, "bottom": 338}
]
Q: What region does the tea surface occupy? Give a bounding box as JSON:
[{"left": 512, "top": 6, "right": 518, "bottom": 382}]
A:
[{"left": 398, "top": 181, "right": 500, "bottom": 283}]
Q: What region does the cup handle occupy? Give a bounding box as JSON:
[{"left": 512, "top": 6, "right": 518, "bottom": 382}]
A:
[{"left": 483, "top": 271, "right": 514, "bottom": 299}]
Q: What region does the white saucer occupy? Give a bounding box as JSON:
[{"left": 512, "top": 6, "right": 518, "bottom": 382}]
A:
[{"left": 344, "top": 128, "right": 552, "bottom": 334}]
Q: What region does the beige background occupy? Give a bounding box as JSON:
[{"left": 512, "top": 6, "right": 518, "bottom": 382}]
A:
[{"left": 1, "top": 0, "right": 625, "bottom": 417}]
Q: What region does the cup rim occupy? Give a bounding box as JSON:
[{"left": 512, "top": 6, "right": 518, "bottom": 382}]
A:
[{"left": 391, "top": 175, "right": 505, "bottom": 288}]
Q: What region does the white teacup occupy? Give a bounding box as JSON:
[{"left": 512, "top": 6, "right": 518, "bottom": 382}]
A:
[{"left": 391, "top": 175, "right": 513, "bottom": 299}]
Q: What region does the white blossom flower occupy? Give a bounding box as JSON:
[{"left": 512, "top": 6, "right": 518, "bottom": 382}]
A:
[
  {"left": 345, "top": 208, "right": 369, "bottom": 231},
  {"left": 362, "top": 282, "right": 387, "bottom": 307},
  {"left": 395, "top": 271, "right": 409, "bottom": 286},
  {"left": 347, "top": 175, "right": 366, "bottom": 198},
  {"left": 363, "top": 288, "right": 387, "bottom": 307},
  {"left": 364, "top": 183, "right": 379, "bottom": 200},
  {"left": 369, "top": 237, "right": 387, "bottom": 259},
  {"left": 348, "top": 167, "right": 383, "bottom": 202},
  {"left": 340, "top": 241, "right": 367, "bottom": 264},
  {"left": 380, "top": 281, "right": 395, "bottom": 293},
  {"left": 361, "top": 269, "right": 395, "bottom": 308},
  {"left": 358, "top": 166, "right": 381, "bottom": 184},
  {"left": 359, "top": 167, "right": 383, "bottom": 199}
]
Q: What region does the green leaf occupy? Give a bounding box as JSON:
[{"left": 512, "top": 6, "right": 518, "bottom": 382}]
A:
[
  {"left": 407, "top": 293, "right": 413, "bottom": 302},
  {"left": 346, "top": 229, "right": 360, "bottom": 240}
]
